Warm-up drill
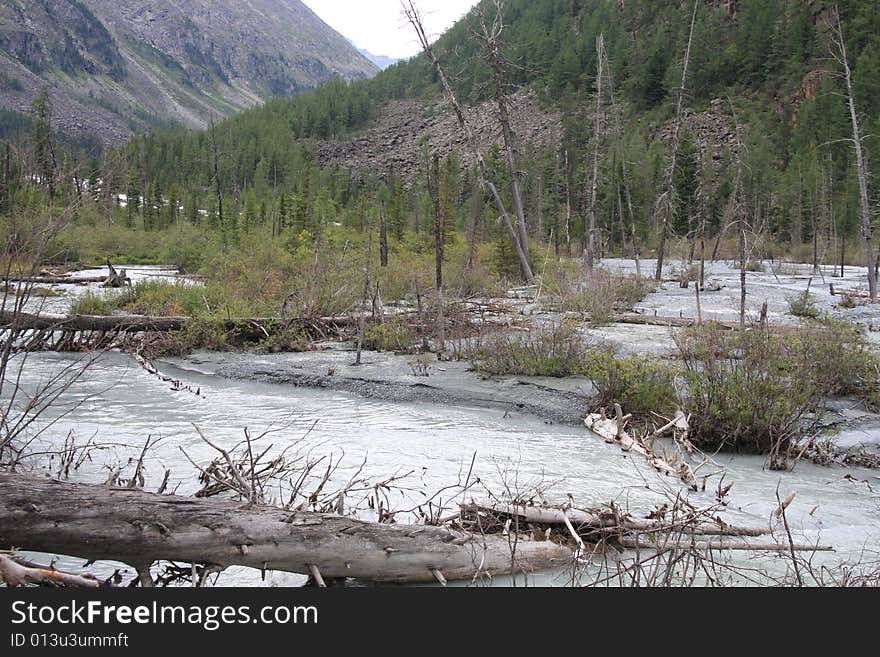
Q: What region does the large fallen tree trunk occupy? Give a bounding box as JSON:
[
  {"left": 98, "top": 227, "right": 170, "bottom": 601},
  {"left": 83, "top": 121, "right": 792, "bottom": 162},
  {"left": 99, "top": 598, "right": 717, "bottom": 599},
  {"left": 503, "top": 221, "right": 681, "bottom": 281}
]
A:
[
  {"left": 0, "top": 473, "right": 571, "bottom": 584},
  {"left": 0, "top": 309, "right": 753, "bottom": 334},
  {"left": 0, "top": 311, "right": 360, "bottom": 334},
  {"left": 3, "top": 275, "right": 109, "bottom": 285}
]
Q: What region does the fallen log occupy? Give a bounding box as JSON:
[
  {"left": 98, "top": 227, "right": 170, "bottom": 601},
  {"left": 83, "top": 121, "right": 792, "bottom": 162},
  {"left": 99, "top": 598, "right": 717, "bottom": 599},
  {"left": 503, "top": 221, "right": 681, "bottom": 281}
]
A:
[
  {"left": 461, "top": 502, "right": 769, "bottom": 537},
  {"left": 2, "top": 275, "right": 109, "bottom": 285},
  {"left": 615, "top": 538, "right": 833, "bottom": 552},
  {"left": 0, "top": 310, "right": 360, "bottom": 334},
  {"left": 0, "top": 473, "right": 571, "bottom": 584},
  {"left": 0, "top": 554, "right": 103, "bottom": 587},
  {"left": 461, "top": 503, "right": 831, "bottom": 552}
]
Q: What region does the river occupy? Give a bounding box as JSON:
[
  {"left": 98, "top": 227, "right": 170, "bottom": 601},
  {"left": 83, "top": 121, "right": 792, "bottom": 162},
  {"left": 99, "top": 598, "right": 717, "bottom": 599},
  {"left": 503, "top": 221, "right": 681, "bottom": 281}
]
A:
[{"left": 6, "top": 266, "right": 880, "bottom": 586}]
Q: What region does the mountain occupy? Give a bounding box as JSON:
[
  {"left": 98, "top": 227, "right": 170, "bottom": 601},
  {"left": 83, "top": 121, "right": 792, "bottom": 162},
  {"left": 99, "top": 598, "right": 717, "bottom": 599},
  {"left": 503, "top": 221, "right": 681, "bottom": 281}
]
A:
[
  {"left": 357, "top": 48, "right": 401, "bottom": 71},
  {"left": 0, "top": 0, "right": 378, "bottom": 146}
]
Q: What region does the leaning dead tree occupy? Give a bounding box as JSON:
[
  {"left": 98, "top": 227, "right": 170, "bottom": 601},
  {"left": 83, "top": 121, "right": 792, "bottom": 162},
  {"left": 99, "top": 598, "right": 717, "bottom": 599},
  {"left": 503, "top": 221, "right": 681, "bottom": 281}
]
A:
[
  {"left": 476, "top": 0, "right": 531, "bottom": 265},
  {"left": 827, "top": 5, "right": 876, "bottom": 301},
  {"left": 403, "top": 0, "right": 535, "bottom": 283},
  {"left": 655, "top": 0, "right": 699, "bottom": 281}
]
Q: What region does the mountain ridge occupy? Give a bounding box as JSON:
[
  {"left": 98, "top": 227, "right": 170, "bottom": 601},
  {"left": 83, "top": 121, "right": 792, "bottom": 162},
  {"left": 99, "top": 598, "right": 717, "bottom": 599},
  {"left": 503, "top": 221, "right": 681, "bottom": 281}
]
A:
[{"left": 0, "top": 0, "right": 378, "bottom": 146}]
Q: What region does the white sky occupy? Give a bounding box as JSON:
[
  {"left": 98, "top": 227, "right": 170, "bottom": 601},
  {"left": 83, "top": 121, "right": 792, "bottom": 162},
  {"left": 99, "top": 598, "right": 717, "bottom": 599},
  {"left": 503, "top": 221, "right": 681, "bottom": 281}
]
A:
[{"left": 302, "top": 0, "right": 478, "bottom": 60}]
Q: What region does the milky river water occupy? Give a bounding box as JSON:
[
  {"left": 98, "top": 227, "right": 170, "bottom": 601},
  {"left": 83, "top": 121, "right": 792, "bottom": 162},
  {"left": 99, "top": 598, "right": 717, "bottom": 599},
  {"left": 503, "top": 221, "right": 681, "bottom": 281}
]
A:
[{"left": 6, "top": 266, "right": 880, "bottom": 586}]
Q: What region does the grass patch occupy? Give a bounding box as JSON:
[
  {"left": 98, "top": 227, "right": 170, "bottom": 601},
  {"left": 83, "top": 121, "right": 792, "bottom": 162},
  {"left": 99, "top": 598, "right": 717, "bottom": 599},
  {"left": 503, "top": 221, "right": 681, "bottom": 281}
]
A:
[{"left": 70, "top": 291, "right": 116, "bottom": 315}]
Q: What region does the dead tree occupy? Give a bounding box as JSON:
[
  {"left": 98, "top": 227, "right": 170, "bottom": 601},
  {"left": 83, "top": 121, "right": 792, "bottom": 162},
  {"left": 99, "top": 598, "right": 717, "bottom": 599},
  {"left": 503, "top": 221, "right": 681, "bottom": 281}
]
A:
[
  {"left": 564, "top": 150, "right": 573, "bottom": 256},
  {"left": 655, "top": 0, "right": 699, "bottom": 281},
  {"left": 828, "top": 6, "right": 876, "bottom": 301},
  {"left": 403, "top": 1, "right": 535, "bottom": 283},
  {"left": 380, "top": 200, "right": 389, "bottom": 267},
  {"left": 429, "top": 153, "right": 443, "bottom": 290},
  {"left": 728, "top": 99, "right": 748, "bottom": 328},
  {"left": 476, "top": 0, "right": 531, "bottom": 263},
  {"left": 602, "top": 50, "right": 640, "bottom": 276},
  {"left": 209, "top": 117, "right": 223, "bottom": 232},
  {"left": 585, "top": 34, "right": 606, "bottom": 274}
]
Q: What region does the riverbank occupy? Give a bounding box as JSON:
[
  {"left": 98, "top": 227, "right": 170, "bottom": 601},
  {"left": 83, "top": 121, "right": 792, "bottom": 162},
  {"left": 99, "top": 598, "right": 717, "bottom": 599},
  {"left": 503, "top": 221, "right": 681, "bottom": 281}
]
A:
[{"left": 165, "top": 342, "right": 880, "bottom": 465}]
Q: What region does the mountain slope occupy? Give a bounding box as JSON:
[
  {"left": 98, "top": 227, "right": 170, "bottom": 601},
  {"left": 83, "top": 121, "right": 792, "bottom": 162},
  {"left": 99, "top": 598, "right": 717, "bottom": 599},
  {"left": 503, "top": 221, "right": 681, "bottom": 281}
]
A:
[{"left": 0, "top": 0, "right": 377, "bottom": 146}]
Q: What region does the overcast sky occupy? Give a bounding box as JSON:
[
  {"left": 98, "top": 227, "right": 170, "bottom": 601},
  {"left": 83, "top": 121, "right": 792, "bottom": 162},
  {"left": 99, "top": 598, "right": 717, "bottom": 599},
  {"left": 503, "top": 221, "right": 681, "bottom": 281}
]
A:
[{"left": 302, "top": 0, "right": 478, "bottom": 60}]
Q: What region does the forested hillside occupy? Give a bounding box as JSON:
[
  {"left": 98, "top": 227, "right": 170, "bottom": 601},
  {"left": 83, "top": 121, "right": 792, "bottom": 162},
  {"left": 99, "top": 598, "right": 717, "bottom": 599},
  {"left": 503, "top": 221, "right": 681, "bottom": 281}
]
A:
[{"left": 2, "top": 0, "right": 879, "bottom": 281}]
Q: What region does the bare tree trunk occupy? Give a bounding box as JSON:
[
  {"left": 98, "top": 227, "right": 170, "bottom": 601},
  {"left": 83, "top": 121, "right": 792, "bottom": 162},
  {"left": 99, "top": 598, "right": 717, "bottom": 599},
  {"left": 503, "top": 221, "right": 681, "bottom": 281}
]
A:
[
  {"left": 355, "top": 263, "right": 369, "bottom": 366},
  {"left": 380, "top": 200, "right": 389, "bottom": 267},
  {"left": 728, "top": 100, "right": 747, "bottom": 328},
  {"left": 585, "top": 34, "right": 605, "bottom": 274},
  {"left": 601, "top": 48, "right": 641, "bottom": 277},
  {"left": 430, "top": 154, "right": 443, "bottom": 291},
  {"left": 478, "top": 0, "right": 531, "bottom": 262},
  {"left": 404, "top": 1, "right": 534, "bottom": 283},
  {"left": 210, "top": 118, "right": 223, "bottom": 232},
  {"left": 830, "top": 6, "right": 876, "bottom": 301},
  {"left": 1, "top": 142, "right": 10, "bottom": 217},
  {"left": 739, "top": 220, "right": 747, "bottom": 328},
  {"left": 564, "top": 150, "right": 573, "bottom": 256},
  {"left": 0, "top": 473, "right": 570, "bottom": 584},
  {"left": 655, "top": 0, "right": 699, "bottom": 281}
]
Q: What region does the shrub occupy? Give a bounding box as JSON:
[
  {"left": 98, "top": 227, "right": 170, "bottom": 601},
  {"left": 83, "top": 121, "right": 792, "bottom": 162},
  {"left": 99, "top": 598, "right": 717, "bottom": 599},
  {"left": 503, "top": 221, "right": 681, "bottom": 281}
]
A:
[
  {"left": 790, "top": 319, "right": 880, "bottom": 407},
  {"left": 786, "top": 290, "right": 820, "bottom": 318},
  {"left": 583, "top": 349, "right": 678, "bottom": 418},
  {"left": 674, "top": 324, "right": 831, "bottom": 457},
  {"left": 259, "top": 326, "right": 308, "bottom": 353},
  {"left": 145, "top": 319, "right": 230, "bottom": 357},
  {"left": 363, "top": 318, "right": 414, "bottom": 352},
  {"left": 470, "top": 323, "right": 593, "bottom": 378},
  {"left": 540, "top": 262, "right": 654, "bottom": 325}
]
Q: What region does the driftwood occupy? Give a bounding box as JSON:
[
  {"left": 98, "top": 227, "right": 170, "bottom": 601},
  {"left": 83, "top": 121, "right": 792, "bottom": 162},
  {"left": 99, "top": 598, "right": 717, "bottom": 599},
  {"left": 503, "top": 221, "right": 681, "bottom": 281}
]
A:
[
  {"left": 102, "top": 262, "right": 131, "bottom": 288},
  {"left": 0, "top": 473, "right": 571, "bottom": 584},
  {"left": 0, "top": 311, "right": 360, "bottom": 334},
  {"left": 0, "top": 554, "right": 103, "bottom": 587},
  {"left": 461, "top": 502, "right": 768, "bottom": 537},
  {"left": 585, "top": 405, "right": 699, "bottom": 487},
  {"left": 2, "top": 275, "right": 108, "bottom": 285},
  {"left": 461, "top": 502, "right": 833, "bottom": 552}
]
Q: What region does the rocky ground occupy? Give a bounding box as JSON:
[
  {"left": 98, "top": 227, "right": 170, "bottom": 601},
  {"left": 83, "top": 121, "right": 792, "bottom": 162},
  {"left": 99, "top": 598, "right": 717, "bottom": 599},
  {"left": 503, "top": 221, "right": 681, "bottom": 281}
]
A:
[
  {"left": 172, "top": 345, "right": 594, "bottom": 426},
  {"left": 312, "top": 89, "right": 561, "bottom": 185}
]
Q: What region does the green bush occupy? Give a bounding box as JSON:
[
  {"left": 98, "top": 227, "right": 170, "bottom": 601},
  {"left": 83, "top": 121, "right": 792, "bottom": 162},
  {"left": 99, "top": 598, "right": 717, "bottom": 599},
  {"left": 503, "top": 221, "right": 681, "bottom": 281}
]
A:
[
  {"left": 471, "top": 323, "right": 593, "bottom": 378},
  {"left": 583, "top": 350, "right": 678, "bottom": 418},
  {"left": 675, "top": 325, "right": 825, "bottom": 456},
  {"left": 787, "top": 290, "right": 820, "bottom": 318},
  {"left": 363, "top": 318, "right": 414, "bottom": 352}
]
